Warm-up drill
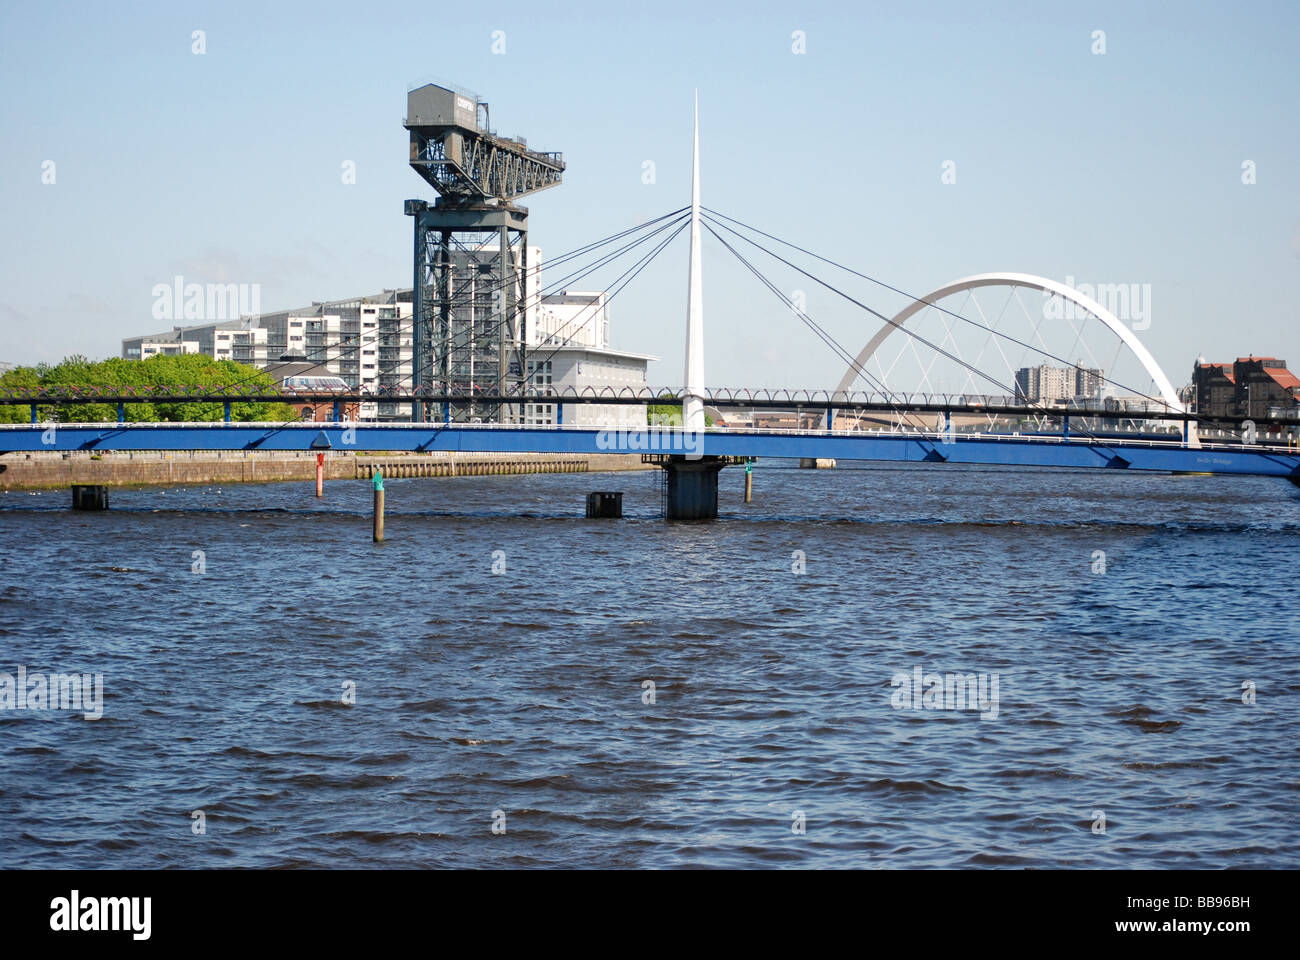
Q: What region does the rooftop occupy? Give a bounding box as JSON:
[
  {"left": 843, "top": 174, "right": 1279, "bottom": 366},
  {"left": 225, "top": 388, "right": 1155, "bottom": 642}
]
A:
[
  {"left": 1264, "top": 367, "right": 1300, "bottom": 390},
  {"left": 1198, "top": 362, "right": 1236, "bottom": 382},
  {"left": 538, "top": 343, "right": 658, "bottom": 362}
]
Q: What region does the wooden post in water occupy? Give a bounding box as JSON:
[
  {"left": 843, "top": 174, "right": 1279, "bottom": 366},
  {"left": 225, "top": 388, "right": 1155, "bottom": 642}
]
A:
[
  {"left": 316, "top": 452, "right": 325, "bottom": 498},
  {"left": 372, "top": 469, "right": 385, "bottom": 542},
  {"left": 744, "top": 459, "right": 753, "bottom": 503}
]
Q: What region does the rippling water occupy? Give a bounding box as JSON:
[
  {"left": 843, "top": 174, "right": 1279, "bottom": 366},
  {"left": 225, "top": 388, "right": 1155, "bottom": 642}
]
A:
[{"left": 1, "top": 462, "right": 1297, "bottom": 868}]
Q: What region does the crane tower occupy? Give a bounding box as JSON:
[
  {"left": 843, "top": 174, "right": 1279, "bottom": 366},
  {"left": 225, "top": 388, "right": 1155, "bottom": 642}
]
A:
[{"left": 402, "top": 83, "right": 565, "bottom": 422}]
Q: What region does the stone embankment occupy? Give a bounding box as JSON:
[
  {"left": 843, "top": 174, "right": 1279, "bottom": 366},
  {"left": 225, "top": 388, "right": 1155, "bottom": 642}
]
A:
[{"left": 0, "top": 450, "right": 651, "bottom": 491}]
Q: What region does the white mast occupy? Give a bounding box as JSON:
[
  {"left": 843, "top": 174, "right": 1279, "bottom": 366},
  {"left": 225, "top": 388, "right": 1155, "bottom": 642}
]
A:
[{"left": 683, "top": 90, "right": 705, "bottom": 435}]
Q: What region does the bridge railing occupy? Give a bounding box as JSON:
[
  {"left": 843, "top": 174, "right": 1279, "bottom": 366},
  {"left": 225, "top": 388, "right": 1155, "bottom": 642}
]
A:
[{"left": 4, "top": 419, "right": 1296, "bottom": 455}]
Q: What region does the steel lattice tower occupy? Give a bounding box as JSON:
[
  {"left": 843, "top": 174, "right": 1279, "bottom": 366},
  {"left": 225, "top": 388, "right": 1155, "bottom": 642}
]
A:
[{"left": 402, "top": 83, "right": 564, "bottom": 422}]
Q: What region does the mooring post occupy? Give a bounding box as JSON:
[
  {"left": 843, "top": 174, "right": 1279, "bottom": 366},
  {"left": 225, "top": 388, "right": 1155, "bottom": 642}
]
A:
[
  {"left": 372, "top": 469, "right": 385, "bottom": 542},
  {"left": 744, "top": 459, "right": 753, "bottom": 503},
  {"left": 316, "top": 452, "right": 325, "bottom": 498}
]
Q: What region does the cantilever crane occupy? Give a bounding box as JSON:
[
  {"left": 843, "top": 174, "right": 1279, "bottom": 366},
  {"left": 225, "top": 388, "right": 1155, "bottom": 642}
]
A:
[
  {"left": 402, "top": 84, "right": 565, "bottom": 423},
  {"left": 405, "top": 86, "right": 564, "bottom": 202}
]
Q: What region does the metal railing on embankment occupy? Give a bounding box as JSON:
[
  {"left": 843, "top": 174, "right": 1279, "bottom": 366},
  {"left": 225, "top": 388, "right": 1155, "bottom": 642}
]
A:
[{"left": 354, "top": 456, "right": 587, "bottom": 479}]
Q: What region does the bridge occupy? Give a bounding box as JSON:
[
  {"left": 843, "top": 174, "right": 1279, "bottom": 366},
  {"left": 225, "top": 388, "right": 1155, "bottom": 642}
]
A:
[{"left": 4, "top": 92, "right": 1299, "bottom": 518}]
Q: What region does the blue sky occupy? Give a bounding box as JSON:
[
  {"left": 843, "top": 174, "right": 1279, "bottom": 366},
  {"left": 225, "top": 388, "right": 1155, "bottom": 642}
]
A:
[{"left": 1, "top": 0, "right": 1296, "bottom": 392}]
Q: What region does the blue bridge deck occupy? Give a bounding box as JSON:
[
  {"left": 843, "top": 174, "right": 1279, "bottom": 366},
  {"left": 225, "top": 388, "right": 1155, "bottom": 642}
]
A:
[{"left": 3, "top": 423, "right": 1298, "bottom": 480}]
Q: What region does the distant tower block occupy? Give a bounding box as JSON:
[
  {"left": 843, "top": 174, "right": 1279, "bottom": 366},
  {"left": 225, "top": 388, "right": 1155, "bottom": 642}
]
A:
[{"left": 402, "top": 83, "right": 565, "bottom": 424}]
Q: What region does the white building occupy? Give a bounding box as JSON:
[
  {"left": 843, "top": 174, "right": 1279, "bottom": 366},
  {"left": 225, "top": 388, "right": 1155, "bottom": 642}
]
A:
[
  {"left": 123, "top": 334, "right": 200, "bottom": 360},
  {"left": 533, "top": 290, "right": 609, "bottom": 349},
  {"left": 122, "top": 262, "right": 655, "bottom": 423},
  {"left": 521, "top": 290, "right": 655, "bottom": 427},
  {"left": 121, "top": 331, "right": 200, "bottom": 360},
  {"left": 123, "top": 319, "right": 267, "bottom": 363},
  {"left": 267, "top": 293, "right": 413, "bottom": 420}
]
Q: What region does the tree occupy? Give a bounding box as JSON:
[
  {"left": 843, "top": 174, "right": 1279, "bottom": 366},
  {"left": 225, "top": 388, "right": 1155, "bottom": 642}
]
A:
[
  {"left": 648, "top": 394, "right": 714, "bottom": 427},
  {"left": 0, "top": 355, "right": 297, "bottom": 423}
]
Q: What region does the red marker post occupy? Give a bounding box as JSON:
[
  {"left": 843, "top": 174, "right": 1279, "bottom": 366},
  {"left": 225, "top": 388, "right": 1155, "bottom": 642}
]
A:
[{"left": 372, "top": 468, "right": 384, "bottom": 542}]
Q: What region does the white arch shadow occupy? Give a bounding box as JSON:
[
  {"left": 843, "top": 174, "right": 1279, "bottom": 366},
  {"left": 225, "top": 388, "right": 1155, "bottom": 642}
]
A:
[{"left": 834, "top": 272, "right": 1183, "bottom": 411}]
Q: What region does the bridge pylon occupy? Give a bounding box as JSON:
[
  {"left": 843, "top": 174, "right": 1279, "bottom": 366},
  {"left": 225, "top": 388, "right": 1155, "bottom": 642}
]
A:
[{"left": 655, "top": 92, "right": 732, "bottom": 520}]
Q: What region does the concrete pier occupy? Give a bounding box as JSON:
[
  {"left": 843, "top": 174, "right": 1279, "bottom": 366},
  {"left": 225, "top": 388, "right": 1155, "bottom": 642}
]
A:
[{"left": 662, "top": 457, "right": 725, "bottom": 521}]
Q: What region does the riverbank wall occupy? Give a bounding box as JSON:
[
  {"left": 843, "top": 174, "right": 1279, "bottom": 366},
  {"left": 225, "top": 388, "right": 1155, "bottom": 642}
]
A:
[{"left": 0, "top": 450, "right": 653, "bottom": 491}]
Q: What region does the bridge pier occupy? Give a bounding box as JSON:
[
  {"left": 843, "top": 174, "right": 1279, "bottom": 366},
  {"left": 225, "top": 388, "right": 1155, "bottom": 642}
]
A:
[{"left": 661, "top": 456, "right": 725, "bottom": 521}]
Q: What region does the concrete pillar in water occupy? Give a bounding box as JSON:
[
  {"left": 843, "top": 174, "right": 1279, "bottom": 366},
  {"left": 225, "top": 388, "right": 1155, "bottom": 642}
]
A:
[
  {"left": 315, "top": 453, "right": 324, "bottom": 498},
  {"left": 372, "top": 469, "right": 385, "bottom": 542},
  {"left": 662, "top": 456, "right": 724, "bottom": 521},
  {"left": 585, "top": 492, "right": 623, "bottom": 518},
  {"left": 71, "top": 485, "right": 109, "bottom": 511}
]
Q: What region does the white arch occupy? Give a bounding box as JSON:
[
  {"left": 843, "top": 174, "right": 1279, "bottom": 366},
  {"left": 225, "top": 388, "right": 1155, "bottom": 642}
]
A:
[{"left": 834, "top": 272, "right": 1183, "bottom": 410}]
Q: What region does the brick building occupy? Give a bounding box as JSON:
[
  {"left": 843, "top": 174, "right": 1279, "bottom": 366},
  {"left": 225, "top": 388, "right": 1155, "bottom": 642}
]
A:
[{"left": 1192, "top": 356, "right": 1300, "bottom": 419}]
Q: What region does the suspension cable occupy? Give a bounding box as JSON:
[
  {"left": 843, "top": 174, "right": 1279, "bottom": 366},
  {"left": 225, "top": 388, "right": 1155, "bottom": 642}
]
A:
[{"left": 704, "top": 206, "right": 1191, "bottom": 418}]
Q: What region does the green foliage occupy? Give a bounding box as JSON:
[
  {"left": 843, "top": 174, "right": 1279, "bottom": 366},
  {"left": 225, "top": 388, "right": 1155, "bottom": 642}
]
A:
[
  {"left": 647, "top": 402, "right": 714, "bottom": 427},
  {"left": 0, "top": 366, "right": 43, "bottom": 423},
  {"left": 0, "top": 354, "right": 296, "bottom": 422}
]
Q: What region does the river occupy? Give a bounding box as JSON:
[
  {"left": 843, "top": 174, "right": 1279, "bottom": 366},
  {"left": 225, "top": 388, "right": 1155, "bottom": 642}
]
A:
[{"left": 1, "top": 461, "right": 1296, "bottom": 867}]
